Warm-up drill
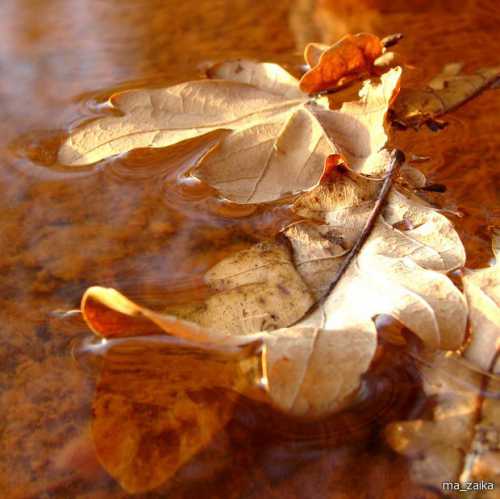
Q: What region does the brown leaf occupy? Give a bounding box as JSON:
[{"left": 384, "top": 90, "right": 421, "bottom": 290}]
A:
[
  {"left": 194, "top": 67, "right": 401, "bottom": 201},
  {"left": 299, "top": 33, "right": 383, "bottom": 94},
  {"left": 392, "top": 64, "right": 500, "bottom": 128},
  {"left": 385, "top": 351, "right": 500, "bottom": 492},
  {"left": 91, "top": 336, "right": 264, "bottom": 493},
  {"left": 81, "top": 162, "right": 467, "bottom": 419}
]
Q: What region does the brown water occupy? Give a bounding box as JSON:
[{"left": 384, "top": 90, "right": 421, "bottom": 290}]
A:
[{"left": 0, "top": 1, "right": 499, "bottom": 498}]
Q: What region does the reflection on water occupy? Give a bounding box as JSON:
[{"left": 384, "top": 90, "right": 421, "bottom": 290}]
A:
[{"left": 0, "top": 0, "right": 499, "bottom": 497}]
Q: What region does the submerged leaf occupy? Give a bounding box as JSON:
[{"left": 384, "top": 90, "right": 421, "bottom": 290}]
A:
[
  {"left": 92, "top": 336, "right": 264, "bottom": 493},
  {"left": 392, "top": 64, "right": 500, "bottom": 128}
]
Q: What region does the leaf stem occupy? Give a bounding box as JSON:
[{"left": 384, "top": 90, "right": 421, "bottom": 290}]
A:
[{"left": 321, "top": 149, "right": 405, "bottom": 300}]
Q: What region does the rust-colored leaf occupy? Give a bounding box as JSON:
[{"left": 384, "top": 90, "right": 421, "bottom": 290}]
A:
[
  {"left": 299, "top": 33, "right": 383, "bottom": 94},
  {"left": 91, "top": 335, "right": 264, "bottom": 493}
]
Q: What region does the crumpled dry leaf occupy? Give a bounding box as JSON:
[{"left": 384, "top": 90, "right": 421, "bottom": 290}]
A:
[
  {"left": 392, "top": 64, "right": 500, "bottom": 128},
  {"left": 463, "top": 231, "right": 500, "bottom": 373},
  {"left": 91, "top": 336, "right": 264, "bottom": 493},
  {"left": 299, "top": 33, "right": 383, "bottom": 94},
  {"left": 59, "top": 56, "right": 401, "bottom": 203}
]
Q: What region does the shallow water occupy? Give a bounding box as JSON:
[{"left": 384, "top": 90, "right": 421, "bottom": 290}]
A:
[{"left": 0, "top": 0, "right": 499, "bottom": 497}]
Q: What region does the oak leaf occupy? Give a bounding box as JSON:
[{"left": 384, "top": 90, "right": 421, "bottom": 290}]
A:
[
  {"left": 58, "top": 58, "right": 401, "bottom": 203},
  {"left": 90, "top": 336, "right": 264, "bottom": 493},
  {"left": 462, "top": 231, "right": 500, "bottom": 374},
  {"left": 392, "top": 63, "right": 500, "bottom": 128},
  {"left": 385, "top": 234, "right": 500, "bottom": 491},
  {"left": 385, "top": 352, "right": 500, "bottom": 492},
  {"left": 81, "top": 162, "right": 467, "bottom": 419}
]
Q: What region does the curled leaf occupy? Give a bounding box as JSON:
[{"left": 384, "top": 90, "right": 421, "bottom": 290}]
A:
[{"left": 299, "top": 33, "right": 384, "bottom": 94}]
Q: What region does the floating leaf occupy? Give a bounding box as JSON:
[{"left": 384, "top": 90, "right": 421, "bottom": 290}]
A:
[
  {"left": 59, "top": 57, "right": 401, "bottom": 203},
  {"left": 194, "top": 66, "right": 401, "bottom": 200},
  {"left": 463, "top": 231, "right": 500, "bottom": 373},
  {"left": 82, "top": 159, "right": 467, "bottom": 419}
]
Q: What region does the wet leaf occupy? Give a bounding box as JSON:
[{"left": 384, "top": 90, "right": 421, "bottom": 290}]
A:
[
  {"left": 385, "top": 352, "right": 500, "bottom": 493},
  {"left": 392, "top": 64, "right": 500, "bottom": 128},
  {"left": 299, "top": 33, "right": 384, "bottom": 94},
  {"left": 463, "top": 231, "right": 500, "bottom": 373},
  {"left": 59, "top": 57, "right": 401, "bottom": 203},
  {"left": 91, "top": 336, "right": 264, "bottom": 493},
  {"left": 386, "top": 234, "right": 500, "bottom": 491}
]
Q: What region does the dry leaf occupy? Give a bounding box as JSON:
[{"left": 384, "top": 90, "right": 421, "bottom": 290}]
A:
[
  {"left": 463, "top": 231, "right": 500, "bottom": 373},
  {"left": 194, "top": 66, "right": 401, "bottom": 201},
  {"left": 91, "top": 336, "right": 264, "bottom": 493},
  {"left": 59, "top": 56, "right": 401, "bottom": 203},
  {"left": 81, "top": 163, "right": 467, "bottom": 419},
  {"left": 392, "top": 64, "right": 500, "bottom": 128},
  {"left": 299, "top": 33, "right": 383, "bottom": 94},
  {"left": 386, "top": 234, "right": 500, "bottom": 492},
  {"left": 58, "top": 78, "right": 302, "bottom": 166},
  {"left": 385, "top": 352, "right": 500, "bottom": 493}
]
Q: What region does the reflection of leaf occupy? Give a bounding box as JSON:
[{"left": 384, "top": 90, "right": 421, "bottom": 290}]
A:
[
  {"left": 92, "top": 336, "right": 264, "bottom": 493},
  {"left": 59, "top": 57, "right": 401, "bottom": 203},
  {"left": 392, "top": 64, "right": 500, "bottom": 128},
  {"left": 299, "top": 33, "right": 383, "bottom": 94},
  {"left": 386, "top": 234, "right": 500, "bottom": 492},
  {"left": 82, "top": 161, "right": 467, "bottom": 419}
]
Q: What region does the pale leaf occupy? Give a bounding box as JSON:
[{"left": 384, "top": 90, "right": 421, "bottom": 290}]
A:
[
  {"left": 59, "top": 60, "right": 401, "bottom": 204},
  {"left": 194, "top": 67, "right": 401, "bottom": 202},
  {"left": 463, "top": 231, "right": 500, "bottom": 373},
  {"left": 206, "top": 60, "right": 304, "bottom": 99},
  {"left": 386, "top": 352, "right": 500, "bottom": 491},
  {"left": 58, "top": 79, "right": 303, "bottom": 166}
]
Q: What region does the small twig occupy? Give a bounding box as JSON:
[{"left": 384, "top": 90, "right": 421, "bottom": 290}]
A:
[
  {"left": 381, "top": 33, "right": 404, "bottom": 48},
  {"left": 322, "top": 149, "right": 405, "bottom": 299}
]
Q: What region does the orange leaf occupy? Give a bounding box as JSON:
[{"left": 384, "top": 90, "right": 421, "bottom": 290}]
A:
[{"left": 300, "top": 33, "right": 383, "bottom": 94}]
